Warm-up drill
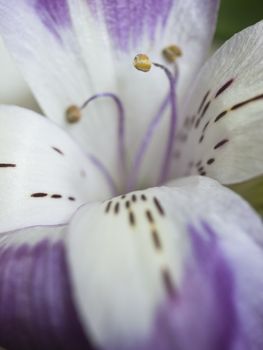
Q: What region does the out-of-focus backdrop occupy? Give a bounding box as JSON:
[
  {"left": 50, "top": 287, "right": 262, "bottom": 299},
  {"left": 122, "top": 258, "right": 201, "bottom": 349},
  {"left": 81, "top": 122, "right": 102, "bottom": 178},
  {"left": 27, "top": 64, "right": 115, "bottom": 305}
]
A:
[{"left": 216, "top": 0, "right": 262, "bottom": 42}]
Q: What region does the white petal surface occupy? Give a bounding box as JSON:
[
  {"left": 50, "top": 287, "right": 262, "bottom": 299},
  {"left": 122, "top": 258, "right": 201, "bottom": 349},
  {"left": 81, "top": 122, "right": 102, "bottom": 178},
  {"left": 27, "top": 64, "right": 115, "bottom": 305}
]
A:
[
  {"left": 0, "top": 0, "right": 219, "bottom": 187},
  {"left": 66, "top": 176, "right": 263, "bottom": 349},
  {"left": 173, "top": 20, "right": 263, "bottom": 184},
  {"left": 0, "top": 105, "right": 111, "bottom": 233}
]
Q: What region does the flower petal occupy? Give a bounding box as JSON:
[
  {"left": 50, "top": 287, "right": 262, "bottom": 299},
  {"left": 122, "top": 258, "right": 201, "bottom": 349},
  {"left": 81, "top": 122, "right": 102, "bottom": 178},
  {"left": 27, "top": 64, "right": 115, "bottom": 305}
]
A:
[
  {"left": 66, "top": 176, "right": 263, "bottom": 350},
  {"left": 0, "top": 0, "right": 219, "bottom": 185},
  {"left": 0, "top": 225, "right": 93, "bottom": 350},
  {"left": 0, "top": 105, "right": 111, "bottom": 233},
  {"left": 173, "top": 20, "right": 263, "bottom": 184}
]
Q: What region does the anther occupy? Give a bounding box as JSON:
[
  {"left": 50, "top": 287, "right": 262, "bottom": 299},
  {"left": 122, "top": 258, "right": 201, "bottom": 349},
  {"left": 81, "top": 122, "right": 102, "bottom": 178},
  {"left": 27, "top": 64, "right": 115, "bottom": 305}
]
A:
[
  {"left": 65, "top": 105, "right": 81, "bottom": 123},
  {"left": 162, "top": 45, "right": 182, "bottom": 63},
  {"left": 133, "top": 54, "right": 152, "bottom": 72}
]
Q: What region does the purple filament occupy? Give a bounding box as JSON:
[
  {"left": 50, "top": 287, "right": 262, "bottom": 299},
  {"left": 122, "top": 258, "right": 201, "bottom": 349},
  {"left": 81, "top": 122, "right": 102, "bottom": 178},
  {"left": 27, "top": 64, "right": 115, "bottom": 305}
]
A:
[
  {"left": 128, "top": 65, "right": 177, "bottom": 189},
  {"left": 154, "top": 63, "right": 177, "bottom": 185},
  {"left": 81, "top": 93, "right": 126, "bottom": 175},
  {"left": 127, "top": 95, "right": 169, "bottom": 190},
  {"left": 88, "top": 154, "right": 118, "bottom": 196}
]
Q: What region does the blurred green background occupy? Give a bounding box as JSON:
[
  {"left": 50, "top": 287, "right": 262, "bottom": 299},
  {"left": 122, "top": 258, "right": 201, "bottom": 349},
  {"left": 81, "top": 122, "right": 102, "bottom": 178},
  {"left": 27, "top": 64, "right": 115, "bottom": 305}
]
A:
[{"left": 215, "top": 0, "right": 263, "bottom": 41}]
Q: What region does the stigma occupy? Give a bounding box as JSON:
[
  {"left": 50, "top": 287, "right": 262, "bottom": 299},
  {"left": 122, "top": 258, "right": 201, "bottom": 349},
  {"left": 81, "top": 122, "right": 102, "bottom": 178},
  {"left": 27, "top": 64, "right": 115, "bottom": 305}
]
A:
[
  {"left": 65, "top": 105, "right": 81, "bottom": 123},
  {"left": 133, "top": 54, "right": 152, "bottom": 72}
]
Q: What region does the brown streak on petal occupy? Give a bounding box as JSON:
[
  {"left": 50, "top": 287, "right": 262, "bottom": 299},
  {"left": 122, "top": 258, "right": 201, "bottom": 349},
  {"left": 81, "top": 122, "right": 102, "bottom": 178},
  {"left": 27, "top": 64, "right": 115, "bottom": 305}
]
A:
[
  {"left": 161, "top": 268, "right": 176, "bottom": 298},
  {"left": 198, "top": 91, "right": 210, "bottom": 113},
  {"left": 152, "top": 229, "right": 162, "bottom": 250},
  {"left": 31, "top": 192, "right": 47, "bottom": 198},
  {"left": 214, "top": 139, "right": 229, "bottom": 150},
  {"left": 231, "top": 94, "right": 263, "bottom": 110},
  {"left": 215, "top": 79, "right": 234, "bottom": 98},
  {"left": 51, "top": 194, "right": 62, "bottom": 199},
  {"left": 214, "top": 110, "right": 228, "bottom": 123},
  {"left": 52, "top": 147, "right": 64, "bottom": 155},
  {"left": 129, "top": 211, "right": 136, "bottom": 226},
  {"left": 105, "top": 201, "right": 112, "bottom": 213},
  {"left": 153, "top": 197, "right": 165, "bottom": 216},
  {"left": 0, "top": 163, "right": 16, "bottom": 167}
]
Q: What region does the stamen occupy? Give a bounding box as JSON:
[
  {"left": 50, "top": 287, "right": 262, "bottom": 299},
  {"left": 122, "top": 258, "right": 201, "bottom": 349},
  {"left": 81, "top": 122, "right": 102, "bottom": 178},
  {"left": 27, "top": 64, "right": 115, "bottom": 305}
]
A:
[
  {"left": 81, "top": 93, "right": 126, "bottom": 178},
  {"left": 129, "top": 55, "right": 178, "bottom": 187},
  {"left": 162, "top": 45, "right": 182, "bottom": 63},
  {"left": 66, "top": 105, "right": 81, "bottom": 123},
  {"left": 152, "top": 62, "right": 177, "bottom": 184},
  {"left": 133, "top": 54, "right": 152, "bottom": 72}
]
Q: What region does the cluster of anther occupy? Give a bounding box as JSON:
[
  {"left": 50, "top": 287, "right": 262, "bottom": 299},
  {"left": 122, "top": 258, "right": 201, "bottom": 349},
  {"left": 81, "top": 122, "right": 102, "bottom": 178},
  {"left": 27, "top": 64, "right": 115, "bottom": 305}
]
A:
[
  {"left": 64, "top": 46, "right": 182, "bottom": 189},
  {"left": 104, "top": 191, "right": 176, "bottom": 298}
]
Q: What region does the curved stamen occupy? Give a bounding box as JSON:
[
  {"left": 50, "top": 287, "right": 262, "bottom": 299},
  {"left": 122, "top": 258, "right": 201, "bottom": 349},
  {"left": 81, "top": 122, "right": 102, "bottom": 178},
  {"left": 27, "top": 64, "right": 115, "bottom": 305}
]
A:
[
  {"left": 81, "top": 93, "right": 126, "bottom": 176},
  {"left": 127, "top": 95, "right": 169, "bottom": 190},
  {"left": 132, "top": 54, "right": 178, "bottom": 188},
  {"left": 88, "top": 154, "right": 118, "bottom": 196},
  {"left": 153, "top": 62, "right": 177, "bottom": 185}
]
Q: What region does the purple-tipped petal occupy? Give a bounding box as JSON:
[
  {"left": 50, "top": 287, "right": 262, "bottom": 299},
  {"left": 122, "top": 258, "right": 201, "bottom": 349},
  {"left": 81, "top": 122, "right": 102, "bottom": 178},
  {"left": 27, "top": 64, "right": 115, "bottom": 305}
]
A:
[
  {"left": 0, "top": 226, "right": 94, "bottom": 350},
  {"left": 66, "top": 176, "right": 263, "bottom": 350}
]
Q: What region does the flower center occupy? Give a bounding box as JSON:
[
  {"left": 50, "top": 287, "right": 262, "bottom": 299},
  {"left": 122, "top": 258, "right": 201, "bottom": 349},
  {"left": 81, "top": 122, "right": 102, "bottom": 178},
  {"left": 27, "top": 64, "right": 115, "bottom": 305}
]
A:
[{"left": 64, "top": 46, "right": 182, "bottom": 196}]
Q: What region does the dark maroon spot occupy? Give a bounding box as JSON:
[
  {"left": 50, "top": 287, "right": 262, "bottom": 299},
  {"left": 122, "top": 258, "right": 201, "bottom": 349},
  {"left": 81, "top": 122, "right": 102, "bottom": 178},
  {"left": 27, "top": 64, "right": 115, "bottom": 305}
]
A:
[
  {"left": 161, "top": 268, "right": 176, "bottom": 298},
  {"left": 214, "top": 139, "right": 229, "bottom": 150},
  {"left": 202, "top": 121, "right": 210, "bottom": 133},
  {"left": 152, "top": 230, "right": 162, "bottom": 250},
  {"left": 131, "top": 194, "right": 137, "bottom": 202},
  {"left": 52, "top": 147, "right": 64, "bottom": 155},
  {"left": 200, "top": 100, "right": 211, "bottom": 120},
  {"left": 198, "top": 90, "right": 210, "bottom": 113},
  {"left": 51, "top": 194, "right": 62, "bottom": 199},
  {"left": 125, "top": 201, "right": 130, "bottom": 209},
  {"left": 68, "top": 196, "right": 76, "bottom": 201},
  {"left": 0, "top": 163, "right": 16, "bottom": 167},
  {"left": 121, "top": 195, "right": 126, "bottom": 199},
  {"left": 215, "top": 79, "right": 234, "bottom": 98},
  {"left": 199, "top": 135, "right": 204, "bottom": 143},
  {"left": 105, "top": 201, "right": 112, "bottom": 213},
  {"left": 231, "top": 93, "right": 263, "bottom": 110},
  {"left": 153, "top": 197, "right": 165, "bottom": 216},
  {"left": 141, "top": 194, "right": 147, "bottom": 201},
  {"left": 129, "top": 211, "right": 136, "bottom": 226},
  {"left": 114, "top": 202, "right": 120, "bottom": 214},
  {"left": 31, "top": 192, "right": 47, "bottom": 198},
  {"left": 214, "top": 110, "right": 228, "bottom": 123},
  {"left": 146, "top": 210, "right": 154, "bottom": 224},
  {"left": 198, "top": 166, "right": 204, "bottom": 173},
  {"left": 200, "top": 171, "right": 206, "bottom": 176},
  {"left": 195, "top": 118, "right": 200, "bottom": 129},
  {"left": 207, "top": 158, "right": 215, "bottom": 165}
]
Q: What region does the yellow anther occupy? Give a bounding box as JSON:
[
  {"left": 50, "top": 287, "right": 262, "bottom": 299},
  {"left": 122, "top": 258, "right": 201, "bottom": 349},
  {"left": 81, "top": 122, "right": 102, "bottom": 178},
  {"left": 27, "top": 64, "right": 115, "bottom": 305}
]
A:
[
  {"left": 133, "top": 54, "right": 152, "bottom": 72},
  {"left": 65, "top": 105, "right": 81, "bottom": 123},
  {"left": 162, "top": 45, "right": 182, "bottom": 63}
]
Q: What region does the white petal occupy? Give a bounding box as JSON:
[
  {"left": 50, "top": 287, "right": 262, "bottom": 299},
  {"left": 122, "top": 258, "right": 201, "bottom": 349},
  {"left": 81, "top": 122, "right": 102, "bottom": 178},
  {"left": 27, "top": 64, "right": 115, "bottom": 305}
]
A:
[
  {"left": 0, "top": 0, "right": 219, "bottom": 188},
  {"left": 173, "top": 20, "right": 263, "bottom": 184},
  {"left": 0, "top": 105, "right": 111, "bottom": 233},
  {"left": 66, "top": 175, "right": 263, "bottom": 349}
]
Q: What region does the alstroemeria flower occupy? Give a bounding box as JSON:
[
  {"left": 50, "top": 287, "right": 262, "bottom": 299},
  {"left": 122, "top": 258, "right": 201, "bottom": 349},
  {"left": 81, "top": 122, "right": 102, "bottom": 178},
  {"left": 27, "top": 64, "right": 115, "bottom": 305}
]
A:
[{"left": 0, "top": 1, "right": 263, "bottom": 349}]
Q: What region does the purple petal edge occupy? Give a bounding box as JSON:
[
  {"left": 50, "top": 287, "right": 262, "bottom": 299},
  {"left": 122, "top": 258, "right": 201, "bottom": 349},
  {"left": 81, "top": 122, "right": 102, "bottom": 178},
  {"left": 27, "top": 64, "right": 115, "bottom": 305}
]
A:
[
  {"left": 117, "top": 222, "right": 239, "bottom": 350},
  {"left": 88, "top": 0, "right": 173, "bottom": 51},
  {"left": 35, "top": 0, "right": 71, "bottom": 39},
  {"left": 0, "top": 239, "right": 95, "bottom": 350}
]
